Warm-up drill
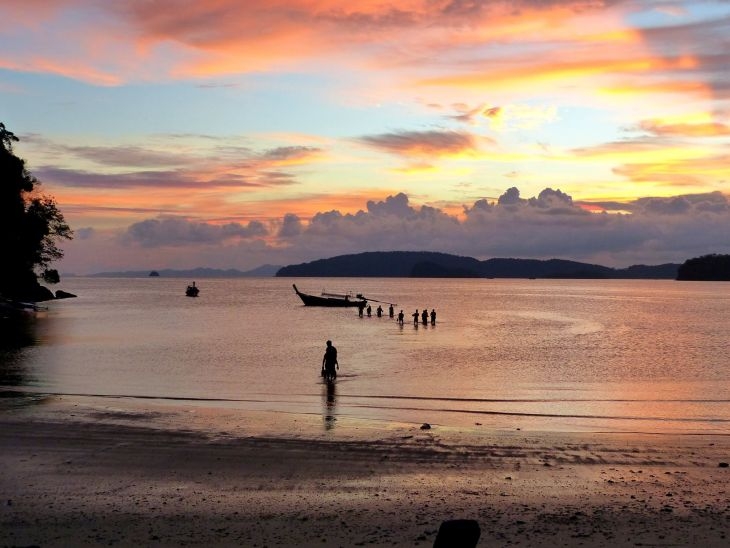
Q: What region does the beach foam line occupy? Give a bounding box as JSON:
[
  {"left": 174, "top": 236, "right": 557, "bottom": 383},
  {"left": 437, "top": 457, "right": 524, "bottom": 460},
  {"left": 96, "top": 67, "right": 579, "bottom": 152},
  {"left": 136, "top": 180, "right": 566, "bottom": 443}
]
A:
[
  {"left": 4, "top": 387, "right": 730, "bottom": 425},
  {"left": 343, "top": 393, "right": 730, "bottom": 404},
  {"left": 4, "top": 386, "right": 730, "bottom": 405},
  {"left": 0, "top": 387, "right": 268, "bottom": 403},
  {"left": 343, "top": 401, "right": 730, "bottom": 423}
]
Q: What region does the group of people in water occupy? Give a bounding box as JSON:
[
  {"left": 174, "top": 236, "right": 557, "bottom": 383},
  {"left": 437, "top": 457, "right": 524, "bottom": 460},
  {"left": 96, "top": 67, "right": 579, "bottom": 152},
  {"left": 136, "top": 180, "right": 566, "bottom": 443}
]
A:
[
  {"left": 357, "top": 302, "right": 436, "bottom": 326},
  {"left": 409, "top": 307, "right": 436, "bottom": 326},
  {"left": 325, "top": 304, "right": 437, "bottom": 381}
]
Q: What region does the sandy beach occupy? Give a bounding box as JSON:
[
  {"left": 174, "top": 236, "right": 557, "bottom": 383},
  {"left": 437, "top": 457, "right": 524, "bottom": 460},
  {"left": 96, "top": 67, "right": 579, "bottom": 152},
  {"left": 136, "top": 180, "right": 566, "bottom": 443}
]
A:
[{"left": 2, "top": 395, "right": 730, "bottom": 547}]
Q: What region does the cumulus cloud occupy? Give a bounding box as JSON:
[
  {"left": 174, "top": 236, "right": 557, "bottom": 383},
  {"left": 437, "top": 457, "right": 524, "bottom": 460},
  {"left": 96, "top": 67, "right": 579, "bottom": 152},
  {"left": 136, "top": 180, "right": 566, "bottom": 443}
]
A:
[
  {"left": 366, "top": 193, "right": 413, "bottom": 217},
  {"left": 278, "top": 213, "right": 304, "bottom": 238},
  {"left": 271, "top": 188, "right": 730, "bottom": 267},
  {"left": 633, "top": 191, "right": 729, "bottom": 215},
  {"left": 633, "top": 195, "right": 692, "bottom": 215},
  {"left": 64, "top": 187, "right": 730, "bottom": 273},
  {"left": 528, "top": 188, "right": 575, "bottom": 211},
  {"left": 497, "top": 186, "right": 523, "bottom": 206},
  {"left": 124, "top": 217, "right": 268, "bottom": 247}
]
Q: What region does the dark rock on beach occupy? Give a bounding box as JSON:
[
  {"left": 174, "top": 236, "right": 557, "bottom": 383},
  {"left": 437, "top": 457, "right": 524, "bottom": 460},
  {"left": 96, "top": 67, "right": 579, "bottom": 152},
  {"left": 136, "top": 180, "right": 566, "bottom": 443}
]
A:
[
  {"left": 25, "top": 284, "right": 55, "bottom": 302},
  {"left": 55, "top": 290, "right": 77, "bottom": 299},
  {"left": 433, "top": 519, "right": 481, "bottom": 548}
]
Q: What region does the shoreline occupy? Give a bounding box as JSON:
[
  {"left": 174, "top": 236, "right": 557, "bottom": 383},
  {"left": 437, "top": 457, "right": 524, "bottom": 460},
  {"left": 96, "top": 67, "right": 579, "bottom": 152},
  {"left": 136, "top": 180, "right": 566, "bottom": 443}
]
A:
[
  {"left": 3, "top": 397, "right": 730, "bottom": 546},
  {"left": 4, "top": 386, "right": 728, "bottom": 438}
]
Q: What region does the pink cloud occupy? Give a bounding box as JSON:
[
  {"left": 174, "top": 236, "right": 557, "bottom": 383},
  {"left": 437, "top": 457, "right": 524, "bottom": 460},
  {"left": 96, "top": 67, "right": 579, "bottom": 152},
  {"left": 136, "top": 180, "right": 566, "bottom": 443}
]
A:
[
  {"left": 0, "top": 0, "right": 669, "bottom": 84},
  {"left": 356, "top": 129, "right": 480, "bottom": 159}
]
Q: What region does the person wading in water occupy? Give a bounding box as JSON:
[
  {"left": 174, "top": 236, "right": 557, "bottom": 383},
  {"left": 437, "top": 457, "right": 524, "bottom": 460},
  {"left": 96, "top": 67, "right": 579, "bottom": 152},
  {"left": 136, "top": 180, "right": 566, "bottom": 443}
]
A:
[{"left": 322, "top": 340, "right": 339, "bottom": 381}]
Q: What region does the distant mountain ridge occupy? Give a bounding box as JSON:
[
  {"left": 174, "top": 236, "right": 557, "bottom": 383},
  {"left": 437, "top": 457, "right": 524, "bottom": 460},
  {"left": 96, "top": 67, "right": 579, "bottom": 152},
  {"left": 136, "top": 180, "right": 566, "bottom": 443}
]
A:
[
  {"left": 88, "top": 264, "right": 281, "bottom": 278},
  {"left": 276, "top": 251, "right": 680, "bottom": 279},
  {"left": 81, "top": 252, "right": 683, "bottom": 279}
]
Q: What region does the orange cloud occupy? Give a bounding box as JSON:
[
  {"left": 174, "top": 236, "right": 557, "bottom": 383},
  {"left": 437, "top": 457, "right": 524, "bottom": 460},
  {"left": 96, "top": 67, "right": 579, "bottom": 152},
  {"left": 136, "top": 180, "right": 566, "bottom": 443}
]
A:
[
  {"left": 614, "top": 155, "right": 730, "bottom": 188},
  {"left": 570, "top": 140, "right": 708, "bottom": 164},
  {"left": 417, "top": 55, "right": 698, "bottom": 93},
  {"left": 638, "top": 119, "right": 730, "bottom": 137},
  {"left": 600, "top": 80, "right": 712, "bottom": 99},
  {"left": 0, "top": 0, "right": 648, "bottom": 83},
  {"left": 0, "top": 57, "right": 122, "bottom": 87}
]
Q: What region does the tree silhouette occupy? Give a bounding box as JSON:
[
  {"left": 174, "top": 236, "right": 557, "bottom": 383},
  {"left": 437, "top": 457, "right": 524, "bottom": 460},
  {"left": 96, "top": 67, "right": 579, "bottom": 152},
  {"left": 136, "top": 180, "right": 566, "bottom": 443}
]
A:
[
  {"left": 677, "top": 254, "right": 730, "bottom": 281},
  {"left": 0, "top": 122, "right": 72, "bottom": 301}
]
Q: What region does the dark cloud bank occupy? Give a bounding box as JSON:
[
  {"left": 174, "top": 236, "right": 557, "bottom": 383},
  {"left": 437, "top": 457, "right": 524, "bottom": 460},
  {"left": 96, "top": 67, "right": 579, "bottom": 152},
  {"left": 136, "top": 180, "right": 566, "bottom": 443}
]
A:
[{"left": 119, "top": 187, "right": 730, "bottom": 268}]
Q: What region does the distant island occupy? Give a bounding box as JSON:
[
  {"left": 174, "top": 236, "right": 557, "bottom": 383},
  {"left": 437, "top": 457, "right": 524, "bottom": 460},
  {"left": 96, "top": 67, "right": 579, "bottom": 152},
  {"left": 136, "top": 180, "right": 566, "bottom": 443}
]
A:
[
  {"left": 276, "top": 251, "right": 680, "bottom": 279},
  {"left": 87, "top": 265, "right": 282, "bottom": 278},
  {"left": 79, "top": 252, "right": 730, "bottom": 281}
]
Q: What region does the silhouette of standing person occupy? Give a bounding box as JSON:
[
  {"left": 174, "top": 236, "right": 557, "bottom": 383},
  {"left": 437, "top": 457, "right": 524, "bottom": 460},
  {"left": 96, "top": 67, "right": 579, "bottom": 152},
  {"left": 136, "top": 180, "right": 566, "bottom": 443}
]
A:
[
  {"left": 421, "top": 308, "right": 428, "bottom": 325},
  {"left": 398, "top": 310, "right": 404, "bottom": 325},
  {"left": 413, "top": 309, "right": 419, "bottom": 325},
  {"left": 366, "top": 304, "right": 372, "bottom": 317},
  {"left": 430, "top": 309, "right": 436, "bottom": 325},
  {"left": 322, "top": 340, "right": 339, "bottom": 380},
  {"left": 376, "top": 305, "right": 383, "bottom": 317},
  {"left": 389, "top": 304, "right": 394, "bottom": 318},
  {"left": 358, "top": 303, "right": 365, "bottom": 317}
]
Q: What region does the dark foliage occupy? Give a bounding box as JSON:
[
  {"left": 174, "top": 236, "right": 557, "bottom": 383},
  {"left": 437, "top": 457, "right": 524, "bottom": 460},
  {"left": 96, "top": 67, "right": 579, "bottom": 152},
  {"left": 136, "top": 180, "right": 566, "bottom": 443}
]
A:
[
  {"left": 614, "top": 263, "right": 681, "bottom": 279},
  {"left": 0, "top": 123, "right": 72, "bottom": 300},
  {"left": 479, "top": 258, "right": 613, "bottom": 278},
  {"left": 677, "top": 254, "right": 730, "bottom": 281},
  {"left": 42, "top": 269, "right": 60, "bottom": 284},
  {"left": 411, "top": 261, "right": 481, "bottom": 278}
]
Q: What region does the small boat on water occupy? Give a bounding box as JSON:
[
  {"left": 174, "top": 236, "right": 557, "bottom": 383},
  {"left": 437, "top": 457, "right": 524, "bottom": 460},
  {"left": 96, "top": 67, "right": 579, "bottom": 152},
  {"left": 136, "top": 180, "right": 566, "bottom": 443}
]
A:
[
  {"left": 185, "top": 282, "right": 199, "bottom": 297},
  {"left": 292, "top": 284, "right": 366, "bottom": 307}
]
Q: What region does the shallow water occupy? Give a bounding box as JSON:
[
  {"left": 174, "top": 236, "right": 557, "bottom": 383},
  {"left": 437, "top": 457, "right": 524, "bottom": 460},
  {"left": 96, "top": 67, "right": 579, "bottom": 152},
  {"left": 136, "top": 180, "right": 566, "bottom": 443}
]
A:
[{"left": 2, "top": 277, "right": 730, "bottom": 434}]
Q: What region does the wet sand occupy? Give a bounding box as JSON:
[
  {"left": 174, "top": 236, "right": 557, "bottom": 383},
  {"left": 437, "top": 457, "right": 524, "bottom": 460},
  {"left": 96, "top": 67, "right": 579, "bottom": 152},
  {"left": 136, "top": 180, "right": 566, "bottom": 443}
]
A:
[{"left": 2, "top": 396, "right": 730, "bottom": 547}]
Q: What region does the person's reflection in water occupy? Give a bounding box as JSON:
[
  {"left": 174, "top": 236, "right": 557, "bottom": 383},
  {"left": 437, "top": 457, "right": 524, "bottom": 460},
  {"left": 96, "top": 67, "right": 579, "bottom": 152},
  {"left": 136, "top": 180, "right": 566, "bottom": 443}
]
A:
[{"left": 322, "top": 380, "right": 337, "bottom": 430}]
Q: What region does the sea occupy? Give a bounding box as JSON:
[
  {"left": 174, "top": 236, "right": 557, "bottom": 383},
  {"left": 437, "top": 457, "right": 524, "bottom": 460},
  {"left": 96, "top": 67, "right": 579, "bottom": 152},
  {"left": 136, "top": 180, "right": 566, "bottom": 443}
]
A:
[{"left": 2, "top": 277, "right": 730, "bottom": 435}]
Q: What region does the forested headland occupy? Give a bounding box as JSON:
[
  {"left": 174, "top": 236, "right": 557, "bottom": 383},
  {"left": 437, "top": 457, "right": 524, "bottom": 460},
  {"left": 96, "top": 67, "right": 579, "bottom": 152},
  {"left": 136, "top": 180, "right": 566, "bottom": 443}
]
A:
[
  {"left": 677, "top": 254, "right": 730, "bottom": 281},
  {"left": 1, "top": 123, "right": 72, "bottom": 302}
]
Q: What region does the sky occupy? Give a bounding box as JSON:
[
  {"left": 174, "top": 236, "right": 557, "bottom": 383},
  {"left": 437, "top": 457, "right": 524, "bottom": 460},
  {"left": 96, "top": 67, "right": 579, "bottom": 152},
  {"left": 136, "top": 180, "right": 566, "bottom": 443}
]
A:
[{"left": 1, "top": 0, "right": 730, "bottom": 274}]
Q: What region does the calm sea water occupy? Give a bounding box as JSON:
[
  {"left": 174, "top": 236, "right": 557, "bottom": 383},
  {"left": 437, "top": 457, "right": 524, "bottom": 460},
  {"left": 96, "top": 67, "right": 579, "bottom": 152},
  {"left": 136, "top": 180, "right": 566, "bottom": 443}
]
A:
[{"left": 2, "top": 277, "right": 730, "bottom": 434}]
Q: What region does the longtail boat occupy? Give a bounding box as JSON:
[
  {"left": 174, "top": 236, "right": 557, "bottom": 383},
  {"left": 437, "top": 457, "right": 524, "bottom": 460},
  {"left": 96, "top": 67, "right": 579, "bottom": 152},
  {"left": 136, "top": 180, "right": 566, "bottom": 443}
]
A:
[{"left": 292, "top": 284, "right": 366, "bottom": 307}]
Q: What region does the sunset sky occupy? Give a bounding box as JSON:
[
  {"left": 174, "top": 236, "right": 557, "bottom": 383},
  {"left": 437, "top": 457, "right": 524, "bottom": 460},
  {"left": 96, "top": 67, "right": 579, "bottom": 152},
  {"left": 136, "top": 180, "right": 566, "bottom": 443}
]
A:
[{"left": 2, "top": 0, "right": 729, "bottom": 273}]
